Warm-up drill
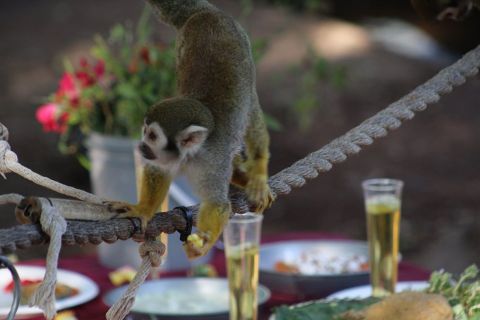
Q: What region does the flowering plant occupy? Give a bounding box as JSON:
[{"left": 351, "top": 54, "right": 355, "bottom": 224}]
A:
[{"left": 36, "top": 8, "right": 176, "bottom": 156}]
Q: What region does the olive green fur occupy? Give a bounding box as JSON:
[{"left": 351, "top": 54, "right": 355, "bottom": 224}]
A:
[
  {"left": 146, "top": 0, "right": 214, "bottom": 28},
  {"left": 140, "top": 0, "right": 273, "bottom": 258},
  {"left": 145, "top": 97, "right": 214, "bottom": 140}
]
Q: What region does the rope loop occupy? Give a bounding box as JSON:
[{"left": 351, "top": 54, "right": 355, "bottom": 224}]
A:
[{"left": 0, "top": 141, "right": 16, "bottom": 177}]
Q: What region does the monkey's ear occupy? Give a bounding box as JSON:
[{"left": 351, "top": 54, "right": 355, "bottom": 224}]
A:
[{"left": 177, "top": 125, "right": 209, "bottom": 151}]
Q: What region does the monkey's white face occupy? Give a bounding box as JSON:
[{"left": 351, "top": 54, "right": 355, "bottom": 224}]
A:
[{"left": 139, "top": 122, "right": 209, "bottom": 171}]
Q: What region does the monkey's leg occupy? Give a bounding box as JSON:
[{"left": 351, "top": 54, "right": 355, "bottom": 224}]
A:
[
  {"left": 231, "top": 153, "right": 249, "bottom": 187},
  {"left": 183, "top": 158, "right": 232, "bottom": 259},
  {"left": 243, "top": 97, "right": 275, "bottom": 212},
  {"left": 105, "top": 164, "right": 172, "bottom": 231}
]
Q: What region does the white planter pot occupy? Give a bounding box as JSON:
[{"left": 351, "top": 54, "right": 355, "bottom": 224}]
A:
[
  {"left": 86, "top": 133, "right": 213, "bottom": 270},
  {"left": 86, "top": 133, "right": 143, "bottom": 269}
]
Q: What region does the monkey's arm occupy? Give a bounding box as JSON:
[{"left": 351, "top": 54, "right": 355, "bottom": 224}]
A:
[{"left": 106, "top": 164, "right": 171, "bottom": 229}]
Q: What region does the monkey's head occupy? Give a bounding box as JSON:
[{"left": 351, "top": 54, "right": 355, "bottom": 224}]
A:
[{"left": 140, "top": 97, "right": 214, "bottom": 168}]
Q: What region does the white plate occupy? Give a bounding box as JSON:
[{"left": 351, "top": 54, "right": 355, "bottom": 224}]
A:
[
  {"left": 0, "top": 265, "right": 99, "bottom": 319},
  {"left": 327, "top": 281, "right": 429, "bottom": 300}
]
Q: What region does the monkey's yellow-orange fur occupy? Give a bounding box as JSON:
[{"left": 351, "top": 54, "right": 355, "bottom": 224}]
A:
[{"left": 106, "top": 0, "right": 274, "bottom": 259}]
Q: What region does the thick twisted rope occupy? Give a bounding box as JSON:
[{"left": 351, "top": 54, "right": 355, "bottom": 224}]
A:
[
  {"left": 106, "top": 239, "right": 165, "bottom": 320},
  {"left": 0, "top": 124, "right": 104, "bottom": 204},
  {"left": 268, "top": 45, "right": 480, "bottom": 197},
  {"left": 27, "top": 199, "right": 67, "bottom": 320},
  {"left": 0, "top": 45, "right": 479, "bottom": 253}
]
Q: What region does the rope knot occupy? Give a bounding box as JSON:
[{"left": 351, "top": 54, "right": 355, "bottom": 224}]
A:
[
  {"left": 39, "top": 200, "right": 68, "bottom": 235},
  {"left": 0, "top": 140, "right": 17, "bottom": 177},
  {"left": 139, "top": 240, "right": 165, "bottom": 267}
]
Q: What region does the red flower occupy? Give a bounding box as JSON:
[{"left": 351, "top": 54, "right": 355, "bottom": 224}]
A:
[
  {"left": 80, "top": 57, "right": 89, "bottom": 69},
  {"left": 94, "top": 60, "right": 105, "bottom": 78},
  {"left": 35, "top": 103, "right": 68, "bottom": 133},
  {"left": 140, "top": 47, "right": 150, "bottom": 64},
  {"left": 75, "top": 71, "right": 94, "bottom": 87}
]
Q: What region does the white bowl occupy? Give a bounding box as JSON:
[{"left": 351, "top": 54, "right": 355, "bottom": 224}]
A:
[
  {"left": 259, "top": 240, "right": 370, "bottom": 298},
  {"left": 103, "top": 278, "right": 271, "bottom": 320}
]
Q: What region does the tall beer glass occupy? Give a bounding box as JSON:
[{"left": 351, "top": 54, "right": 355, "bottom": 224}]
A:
[
  {"left": 223, "top": 213, "right": 263, "bottom": 320},
  {"left": 362, "top": 178, "right": 403, "bottom": 297}
]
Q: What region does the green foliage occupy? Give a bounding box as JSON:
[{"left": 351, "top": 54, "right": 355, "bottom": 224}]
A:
[
  {"left": 292, "top": 48, "right": 347, "bottom": 131},
  {"left": 274, "top": 298, "right": 379, "bottom": 320},
  {"left": 427, "top": 264, "right": 480, "bottom": 319},
  {"left": 36, "top": 6, "right": 177, "bottom": 156}
]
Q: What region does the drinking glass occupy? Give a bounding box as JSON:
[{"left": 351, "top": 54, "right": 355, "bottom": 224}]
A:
[
  {"left": 362, "top": 178, "right": 403, "bottom": 297},
  {"left": 223, "top": 213, "right": 263, "bottom": 320}
]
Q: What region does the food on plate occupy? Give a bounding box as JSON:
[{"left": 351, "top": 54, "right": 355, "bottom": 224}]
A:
[
  {"left": 4, "top": 279, "right": 79, "bottom": 304},
  {"left": 54, "top": 310, "right": 78, "bottom": 320},
  {"left": 340, "top": 292, "right": 452, "bottom": 320},
  {"left": 189, "top": 264, "right": 218, "bottom": 278},
  {"left": 274, "top": 250, "right": 368, "bottom": 275},
  {"left": 109, "top": 266, "right": 137, "bottom": 286},
  {"left": 273, "top": 265, "right": 480, "bottom": 320}
]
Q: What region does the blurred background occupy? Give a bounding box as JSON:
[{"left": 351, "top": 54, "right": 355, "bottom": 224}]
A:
[{"left": 1, "top": 0, "right": 479, "bottom": 273}]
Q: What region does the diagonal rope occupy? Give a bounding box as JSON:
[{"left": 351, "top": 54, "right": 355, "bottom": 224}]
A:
[
  {"left": 0, "top": 46, "right": 479, "bottom": 251},
  {"left": 267, "top": 44, "right": 480, "bottom": 197}
]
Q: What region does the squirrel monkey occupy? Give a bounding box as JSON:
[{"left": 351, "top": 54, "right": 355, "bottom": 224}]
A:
[{"left": 106, "top": 0, "right": 274, "bottom": 258}]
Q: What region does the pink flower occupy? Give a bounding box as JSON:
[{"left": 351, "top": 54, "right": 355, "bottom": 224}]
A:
[
  {"left": 58, "top": 73, "right": 79, "bottom": 100},
  {"left": 35, "top": 103, "right": 68, "bottom": 133}
]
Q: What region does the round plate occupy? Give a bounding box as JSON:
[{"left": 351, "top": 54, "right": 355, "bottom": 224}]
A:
[
  {"left": 0, "top": 265, "right": 99, "bottom": 319},
  {"left": 327, "top": 281, "right": 429, "bottom": 300},
  {"left": 103, "top": 278, "right": 271, "bottom": 319}
]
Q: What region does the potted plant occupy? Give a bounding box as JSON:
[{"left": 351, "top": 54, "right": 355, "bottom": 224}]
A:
[{"left": 35, "top": 8, "right": 176, "bottom": 268}]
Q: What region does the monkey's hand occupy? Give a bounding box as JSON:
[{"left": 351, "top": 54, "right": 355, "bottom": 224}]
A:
[
  {"left": 184, "top": 202, "right": 230, "bottom": 259},
  {"left": 245, "top": 172, "right": 274, "bottom": 213},
  {"left": 104, "top": 201, "right": 154, "bottom": 232}
]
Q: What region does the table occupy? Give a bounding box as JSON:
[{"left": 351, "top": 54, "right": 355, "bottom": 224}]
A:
[{"left": 23, "top": 232, "right": 430, "bottom": 320}]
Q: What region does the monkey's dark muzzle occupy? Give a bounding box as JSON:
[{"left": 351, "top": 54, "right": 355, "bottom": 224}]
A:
[{"left": 139, "top": 143, "right": 156, "bottom": 160}]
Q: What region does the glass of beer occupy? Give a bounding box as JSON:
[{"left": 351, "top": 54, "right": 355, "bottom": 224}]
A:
[
  {"left": 223, "top": 213, "right": 263, "bottom": 320},
  {"left": 362, "top": 178, "right": 403, "bottom": 297}
]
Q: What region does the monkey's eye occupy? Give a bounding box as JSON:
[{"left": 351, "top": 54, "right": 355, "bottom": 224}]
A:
[{"left": 148, "top": 131, "right": 157, "bottom": 141}]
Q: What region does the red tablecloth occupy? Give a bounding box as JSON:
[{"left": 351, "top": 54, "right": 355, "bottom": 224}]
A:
[{"left": 22, "top": 232, "right": 430, "bottom": 320}]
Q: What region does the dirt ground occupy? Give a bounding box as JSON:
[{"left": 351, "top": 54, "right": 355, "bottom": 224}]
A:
[{"left": 1, "top": 0, "right": 479, "bottom": 273}]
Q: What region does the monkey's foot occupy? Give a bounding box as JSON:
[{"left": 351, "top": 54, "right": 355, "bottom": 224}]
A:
[
  {"left": 104, "top": 200, "right": 136, "bottom": 215},
  {"left": 184, "top": 232, "right": 212, "bottom": 259},
  {"left": 245, "top": 175, "right": 275, "bottom": 213},
  {"left": 184, "top": 202, "right": 230, "bottom": 259},
  {"left": 15, "top": 197, "right": 42, "bottom": 224},
  {"left": 104, "top": 201, "right": 152, "bottom": 232}
]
